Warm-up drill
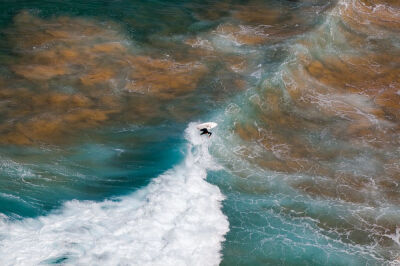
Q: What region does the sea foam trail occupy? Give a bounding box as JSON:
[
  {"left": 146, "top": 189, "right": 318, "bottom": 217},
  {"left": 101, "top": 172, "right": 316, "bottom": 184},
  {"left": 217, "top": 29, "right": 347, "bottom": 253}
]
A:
[{"left": 0, "top": 123, "right": 229, "bottom": 266}]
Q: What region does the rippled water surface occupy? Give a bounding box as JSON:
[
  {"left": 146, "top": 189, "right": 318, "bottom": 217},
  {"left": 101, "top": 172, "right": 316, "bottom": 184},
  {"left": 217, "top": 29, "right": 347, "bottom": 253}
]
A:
[{"left": 0, "top": 0, "right": 399, "bottom": 265}]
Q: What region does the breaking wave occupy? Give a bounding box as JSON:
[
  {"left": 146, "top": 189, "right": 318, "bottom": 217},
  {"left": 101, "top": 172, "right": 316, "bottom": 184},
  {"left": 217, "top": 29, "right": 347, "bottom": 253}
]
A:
[{"left": 0, "top": 123, "right": 229, "bottom": 266}]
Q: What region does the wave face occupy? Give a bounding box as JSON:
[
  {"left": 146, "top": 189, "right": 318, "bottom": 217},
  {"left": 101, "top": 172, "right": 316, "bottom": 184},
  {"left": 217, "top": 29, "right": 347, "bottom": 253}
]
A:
[{"left": 0, "top": 124, "right": 229, "bottom": 265}]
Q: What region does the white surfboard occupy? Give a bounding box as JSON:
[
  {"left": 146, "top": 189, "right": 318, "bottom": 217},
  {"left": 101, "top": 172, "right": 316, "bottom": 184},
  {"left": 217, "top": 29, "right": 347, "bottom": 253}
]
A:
[{"left": 196, "top": 122, "right": 218, "bottom": 130}]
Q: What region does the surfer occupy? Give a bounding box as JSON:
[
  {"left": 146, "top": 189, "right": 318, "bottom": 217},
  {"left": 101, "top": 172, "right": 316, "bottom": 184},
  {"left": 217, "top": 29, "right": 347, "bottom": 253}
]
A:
[
  {"left": 200, "top": 128, "right": 212, "bottom": 137},
  {"left": 196, "top": 122, "right": 217, "bottom": 137}
]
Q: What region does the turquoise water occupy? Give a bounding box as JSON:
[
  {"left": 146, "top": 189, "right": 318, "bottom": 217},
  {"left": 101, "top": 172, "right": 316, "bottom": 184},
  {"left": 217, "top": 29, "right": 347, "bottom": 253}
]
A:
[
  {"left": 0, "top": 124, "right": 185, "bottom": 218},
  {"left": 1, "top": 0, "right": 400, "bottom": 265}
]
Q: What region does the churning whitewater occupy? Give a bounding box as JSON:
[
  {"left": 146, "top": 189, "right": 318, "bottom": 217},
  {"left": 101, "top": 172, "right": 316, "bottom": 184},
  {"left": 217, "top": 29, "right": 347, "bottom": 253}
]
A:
[{"left": 0, "top": 124, "right": 229, "bottom": 265}]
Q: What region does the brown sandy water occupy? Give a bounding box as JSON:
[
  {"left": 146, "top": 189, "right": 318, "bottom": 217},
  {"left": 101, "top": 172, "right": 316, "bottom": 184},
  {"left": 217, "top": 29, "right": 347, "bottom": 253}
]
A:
[
  {"left": 0, "top": 12, "right": 213, "bottom": 145},
  {"left": 0, "top": 0, "right": 332, "bottom": 146},
  {"left": 215, "top": 0, "right": 400, "bottom": 262}
]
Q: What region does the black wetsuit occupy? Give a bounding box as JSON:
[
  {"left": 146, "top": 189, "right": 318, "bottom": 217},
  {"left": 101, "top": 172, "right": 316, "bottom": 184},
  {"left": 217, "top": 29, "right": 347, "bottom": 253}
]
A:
[{"left": 200, "top": 128, "right": 212, "bottom": 136}]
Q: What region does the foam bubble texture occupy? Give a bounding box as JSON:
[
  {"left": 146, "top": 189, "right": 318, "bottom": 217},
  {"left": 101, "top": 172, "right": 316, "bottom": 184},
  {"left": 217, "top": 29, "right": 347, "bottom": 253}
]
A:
[{"left": 0, "top": 123, "right": 229, "bottom": 266}]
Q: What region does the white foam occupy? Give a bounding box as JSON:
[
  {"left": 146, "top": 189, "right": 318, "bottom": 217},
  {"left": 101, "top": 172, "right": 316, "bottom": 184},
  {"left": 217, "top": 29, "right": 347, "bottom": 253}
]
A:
[{"left": 0, "top": 123, "right": 229, "bottom": 266}]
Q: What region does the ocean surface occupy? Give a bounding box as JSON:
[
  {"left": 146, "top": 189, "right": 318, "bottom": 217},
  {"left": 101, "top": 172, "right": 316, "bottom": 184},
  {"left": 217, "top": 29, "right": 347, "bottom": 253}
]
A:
[{"left": 0, "top": 0, "right": 399, "bottom": 265}]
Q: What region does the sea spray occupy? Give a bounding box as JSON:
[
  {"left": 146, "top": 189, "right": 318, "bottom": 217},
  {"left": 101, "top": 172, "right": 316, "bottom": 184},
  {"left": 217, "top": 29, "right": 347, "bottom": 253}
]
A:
[{"left": 0, "top": 123, "right": 229, "bottom": 265}]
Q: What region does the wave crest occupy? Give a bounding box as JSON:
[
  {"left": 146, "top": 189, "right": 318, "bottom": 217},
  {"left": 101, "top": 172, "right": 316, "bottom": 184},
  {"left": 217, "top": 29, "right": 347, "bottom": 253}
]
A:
[{"left": 0, "top": 124, "right": 229, "bottom": 265}]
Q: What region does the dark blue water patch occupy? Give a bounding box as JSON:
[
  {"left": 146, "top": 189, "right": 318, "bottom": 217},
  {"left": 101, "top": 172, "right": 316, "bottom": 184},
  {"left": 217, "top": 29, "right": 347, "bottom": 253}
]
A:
[
  {"left": 0, "top": 123, "right": 185, "bottom": 219},
  {"left": 0, "top": 0, "right": 208, "bottom": 41},
  {"left": 0, "top": 0, "right": 333, "bottom": 43},
  {"left": 40, "top": 253, "right": 72, "bottom": 265}
]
